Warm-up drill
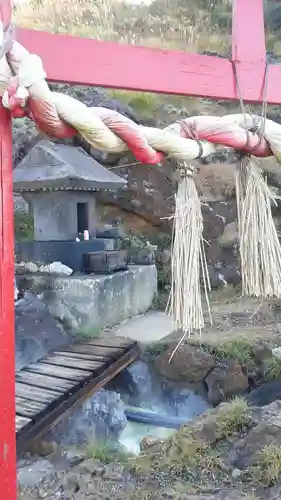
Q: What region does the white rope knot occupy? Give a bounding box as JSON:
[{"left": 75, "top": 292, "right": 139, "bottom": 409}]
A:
[{"left": 178, "top": 162, "right": 196, "bottom": 179}]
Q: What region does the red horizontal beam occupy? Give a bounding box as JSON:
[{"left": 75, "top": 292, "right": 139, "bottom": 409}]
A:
[{"left": 16, "top": 28, "right": 281, "bottom": 105}]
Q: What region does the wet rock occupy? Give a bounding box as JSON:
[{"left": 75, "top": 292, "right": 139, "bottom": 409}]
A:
[
  {"left": 123, "top": 360, "right": 152, "bottom": 401},
  {"left": 161, "top": 384, "right": 211, "bottom": 417},
  {"left": 206, "top": 360, "right": 249, "bottom": 405},
  {"left": 45, "top": 389, "right": 127, "bottom": 446},
  {"left": 154, "top": 343, "right": 215, "bottom": 383},
  {"left": 247, "top": 380, "right": 281, "bottom": 407},
  {"left": 15, "top": 292, "right": 69, "bottom": 372}
]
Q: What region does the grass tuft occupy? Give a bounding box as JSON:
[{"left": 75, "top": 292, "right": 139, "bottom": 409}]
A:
[
  {"left": 213, "top": 338, "right": 255, "bottom": 366},
  {"left": 85, "top": 441, "right": 131, "bottom": 464},
  {"left": 216, "top": 397, "right": 251, "bottom": 437},
  {"left": 263, "top": 356, "right": 281, "bottom": 381},
  {"left": 72, "top": 326, "right": 102, "bottom": 339},
  {"left": 251, "top": 444, "right": 281, "bottom": 486}
]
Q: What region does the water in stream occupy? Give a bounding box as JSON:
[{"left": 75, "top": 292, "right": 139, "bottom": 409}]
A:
[{"left": 42, "top": 359, "right": 211, "bottom": 455}]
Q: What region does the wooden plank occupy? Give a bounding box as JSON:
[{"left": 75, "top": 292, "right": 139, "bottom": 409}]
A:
[
  {"left": 16, "top": 382, "right": 61, "bottom": 404},
  {"left": 52, "top": 350, "right": 108, "bottom": 361},
  {"left": 16, "top": 372, "right": 74, "bottom": 393},
  {"left": 63, "top": 344, "right": 121, "bottom": 358},
  {"left": 40, "top": 355, "right": 103, "bottom": 371},
  {"left": 232, "top": 0, "right": 265, "bottom": 63},
  {"left": 16, "top": 27, "right": 281, "bottom": 105},
  {"left": 15, "top": 415, "right": 32, "bottom": 432},
  {"left": 16, "top": 397, "right": 47, "bottom": 419},
  {"left": 26, "top": 362, "right": 92, "bottom": 381}
]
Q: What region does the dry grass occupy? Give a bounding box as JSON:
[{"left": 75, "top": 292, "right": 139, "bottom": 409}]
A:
[
  {"left": 251, "top": 444, "right": 281, "bottom": 486},
  {"left": 13, "top": 0, "right": 231, "bottom": 54},
  {"left": 131, "top": 426, "right": 223, "bottom": 481}
]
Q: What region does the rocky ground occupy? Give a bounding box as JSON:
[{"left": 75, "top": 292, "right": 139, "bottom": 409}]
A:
[{"left": 18, "top": 291, "right": 281, "bottom": 500}]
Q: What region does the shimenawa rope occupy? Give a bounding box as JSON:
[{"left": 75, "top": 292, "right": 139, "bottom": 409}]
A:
[{"left": 2, "top": 23, "right": 281, "bottom": 341}]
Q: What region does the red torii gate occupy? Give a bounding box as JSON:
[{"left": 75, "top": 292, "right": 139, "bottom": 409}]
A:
[{"left": 0, "top": 0, "right": 279, "bottom": 497}]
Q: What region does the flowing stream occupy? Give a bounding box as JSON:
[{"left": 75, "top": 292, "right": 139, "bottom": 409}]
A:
[
  {"left": 41, "top": 360, "right": 211, "bottom": 454},
  {"left": 18, "top": 359, "right": 211, "bottom": 488},
  {"left": 113, "top": 360, "right": 211, "bottom": 453}
]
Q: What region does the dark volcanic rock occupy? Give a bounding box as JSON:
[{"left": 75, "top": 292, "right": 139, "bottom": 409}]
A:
[{"left": 15, "top": 292, "right": 70, "bottom": 371}]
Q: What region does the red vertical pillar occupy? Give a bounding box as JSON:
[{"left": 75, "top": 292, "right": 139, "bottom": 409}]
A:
[
  {"left": 232, "top": 0, "right": 266, "bottom": 63},
  {"left": 0, "top": 1, "right": 17, "bottom": 499}
]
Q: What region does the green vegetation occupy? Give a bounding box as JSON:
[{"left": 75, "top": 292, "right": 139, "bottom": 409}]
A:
[
  {"left": 151, "top": 291, "right": 169, "bottom": 311},
  {"left": 85, "top": 441, "right": 131, "bottom": 463},
  {"left": 263, "top": 355, "right": 281, "bottom": 381},
  {"left": 13, "top": 0, "right": 231, "bottom": 54},
  {"left": 145, "top": 340, "right": 167, "bottom": 357},
  {"left": 216, "top": 397, "right": 251, "bottom": 437},
  {"left": 71, "top": 326, "right": 102, "bottom": 339},
  {"left": 212, "top": 337, "right": 255, "bottom": 367},
  {"left": 14, "top": 212, "right": 34, "bottom": 242},
  {"left": 108, "top": 90, "right": 159, "bottom": 116}
]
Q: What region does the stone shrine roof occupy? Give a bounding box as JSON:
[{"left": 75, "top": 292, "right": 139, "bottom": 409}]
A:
[{"left": 13, "top": 140, "right": 127, "bottom": 192}]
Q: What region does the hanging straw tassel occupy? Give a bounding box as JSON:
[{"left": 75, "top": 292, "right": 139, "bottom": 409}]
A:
[
  {"left": 236, "top": 156, "right": 281, "bottom": 297},
  {"left": 167, "top": 163, "right": 211, "bottom": 356}
]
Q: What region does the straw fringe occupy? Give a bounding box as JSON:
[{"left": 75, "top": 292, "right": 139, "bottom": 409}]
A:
[
  {"left": 167, "top": 164, "right": 211, "bottom": 357},
  {"left": 236, "top": 156, "right": 281, "bottom": 297}
]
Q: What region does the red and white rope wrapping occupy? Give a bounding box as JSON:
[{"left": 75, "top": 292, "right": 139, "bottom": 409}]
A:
[{"left": 1, "top": 25, "right": 281, "bottom": 165}]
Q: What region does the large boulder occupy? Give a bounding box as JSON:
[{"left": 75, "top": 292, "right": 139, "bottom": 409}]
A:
[
  {"left": 15, "top": 291, "right": 70, "bottom": 371},
  {"left": 153, "top": 342, "right": 215, "bottom": 383},
  {"left": 44, "top": 389, "right": 127, "bottom": 446},
  {"left": 205, "top": 360, "right": 249, "bottom": 405}
]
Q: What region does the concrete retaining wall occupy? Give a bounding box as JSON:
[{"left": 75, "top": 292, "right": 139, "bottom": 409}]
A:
[{"left": 17, "top": 265, "right": 157, "bottom": 333}]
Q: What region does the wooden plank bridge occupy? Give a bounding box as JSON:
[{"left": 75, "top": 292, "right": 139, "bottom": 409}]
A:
[{"left": 15, "top": 336, "right": 139, "bottom": 453}]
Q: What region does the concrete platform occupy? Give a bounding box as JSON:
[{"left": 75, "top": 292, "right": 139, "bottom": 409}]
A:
[{"left": 17, "top": 265, "right": 157, "bottom": 333}]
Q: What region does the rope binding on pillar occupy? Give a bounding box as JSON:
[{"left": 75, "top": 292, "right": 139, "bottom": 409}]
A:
[{"left": 2, "top": 24, "right": 281, "bottom": 348}]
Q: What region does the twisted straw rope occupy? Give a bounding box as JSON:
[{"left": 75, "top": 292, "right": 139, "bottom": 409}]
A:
[
  {"left": 3, "top": 25, "right": 281, "bottom": 337},
  {"left": 1, "top": 33, "right": 281, "bottom": 164}
]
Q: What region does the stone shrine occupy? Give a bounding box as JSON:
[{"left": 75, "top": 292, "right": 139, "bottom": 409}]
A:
[
  {"left": 14, "top": 139, "right": 157, "bottom": 333},
  {"left": 14, "top": 140, "right": 127, "bottom": 272}
]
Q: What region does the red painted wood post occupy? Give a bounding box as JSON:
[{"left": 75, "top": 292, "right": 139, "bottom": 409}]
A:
[
  {"left": 232, "top": 0, "right": 266, "bottom": 63},
  {"left": 0, "top": 0, "right": 17, "bottom": 499},
  {"left": 231, "top": 0, "right": 266, "bottom": 103}
]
